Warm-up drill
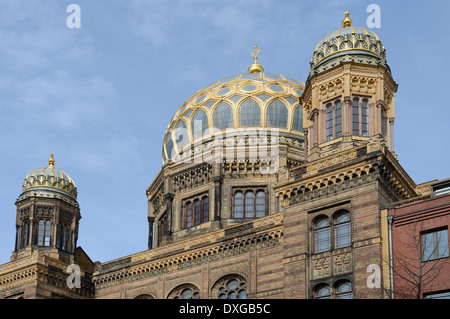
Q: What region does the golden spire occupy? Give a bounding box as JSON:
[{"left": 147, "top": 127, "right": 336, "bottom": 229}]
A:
[
  {"left": 48, "top": 153, "right": 55, "bottom": 167},
  {"left": 247, "top": 44, "right": 264, "bottom": 73},
  {"left": 342, "top": 11, "right": 352, "bottom": 28}
]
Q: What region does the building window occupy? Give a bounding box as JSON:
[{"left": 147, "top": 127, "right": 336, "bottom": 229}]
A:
[
  {"left": 334, "top": 211, "right": 351, "bottom": 249},
  {"left": 233, "top": 189, "right": 266, "bottom": 218},
  {"left": 266, "top": 99, "right": 288, "bottom": 128},
  {"left": 184, "top": 195, "right": 209, "bottom": 229},
  {"left": 325, "top": 99, "right": 342, "bottom": 141},
  {"left": 191, "top": 109, "right": 209, "bottom": 140},
  {"left": 168, "top": 284, "right": 200, "bottom": 299},
  {"left": 215, "top": 275, "right": 247, "bottom": 299},
  {"left": 425, "top": 290, "right": 450, "bottom": 299},
  {"left": 21, "top": 220, "right": 30, "bottom": 248},
  {"left": 314, "top": 217, "right": 330, "bottom": 253},
  {"left": 56, "top": 223, "right": 71, "bottom": 252},
  {"left": 313, "top": 211, "right": 351, "bottom": 253},
  {"left": 314, "top": 281, "right": 352, "bottom": 299},
  {"left": 335, "top": 281, "right": 352, "bottom": 299},
  {"left": 292, "top": 105, "right": 303, "bottom": 131},
  {"left": 421, "top": 227, "right": 449, "bottom": 261},
  {"left": 315, "top": 284, "right": 331, "bottom": 299},
  {"left": 36, "top": 219, "right": 51, "bottom": 246},
  {"left": 174, "top": 120, "right": 189, "bottom": 151},
  {"left": 158, "top": 213, "right": 167, "bottom": 245},
  {"left": 352, "top": 97, "right": 369, "bottom": 136},
  {"left": 239, "top": 98, "right": 261, "bottom": 127},
  {"left": 234, "top": 191, "right": 244, "bottom": 218},
  {"left": 213, "top": 102, "right": 234, "bottom": 130}
]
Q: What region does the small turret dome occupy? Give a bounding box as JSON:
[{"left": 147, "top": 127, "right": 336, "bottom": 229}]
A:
[
  {"left": 309, "top": 11, "right": 388, "bottom": 76},
  {"left": 21, "top": 154, "right": 77, "bottom": 199}
]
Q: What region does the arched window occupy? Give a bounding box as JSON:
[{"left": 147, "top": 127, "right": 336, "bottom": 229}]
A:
[
  {"left": 314, "top": 281, "right": 352, "bottom": 299},
  {"left": 194, "top": 199, "right": 201, "bottom": 226},
  {"left": 185, "top": 202, "right": 192, "bottom": 228},
  {"left": 314, "top": 217, "right": 330, "bottom": 253},
  {"left": 244, "top": 191, "right": 254, "bottom": 218},
  {"left": 234, "top": 191, "right": 244, "bottom": 218},
  {"left": 168, "top": 284, "right": 200, "bottom": 299},
  {"left": 174, "top": 120, "right": 189, "bottom": 150},
  {"left": 202, "top": 196, "right": 209, "bottom": 223},
  {"left": 352, "top": 97, "right": 369, "bottom": 136},
  {"left": 239, "top": 99, "right": 261, "bottom": 126},
  {"left": 36, "top": 219, "right": 51, "bottom": 246},
  {"left": 326, "top": 99, "right": 342, "bottom": 141},
  {"left": 326, "top": 103, "right": 333, "bottom": 140},
  {"left": 21, "top": 220, "right": 30, "bottom": 248},
  {"left": 191, "top": 109, "right": 209, "bottom": 140},
  {"left": 266, "top": 99, "right": 288, "bottom": 128},
  {"left": 213, "top": 102, "right": 234, "bottom": 130},
  {"left": 234, "top": 190, "right": 266, "bottom": 218},
  {"left": 165, "top": 135, "right": 174, "bottom": 160},
  {"left": 292, "top": 105, "right": 303, "bottom": 131},
  {"left": 184, "top": 196, "right": 209, "bottom": 229},
  {"left": 334, "top": 211, "right": 351, "bottom": 249},
  {"left": 255, "top": 191, "right": 265, "bottom": 217},
  {"left": 56, "top": 223, "right": 71, "bottom": 252},
  {"left": 315, "top": 285, "right": 331, "bottom": 299},
  {"left": 352, "top": 97, "right": 360, "bottom": 135},
  {"left": 213, "top": 275, "right": 247, "bottom": 299},
  {"left": 335, "top": 281, "right": 352, "bottom": 299}
]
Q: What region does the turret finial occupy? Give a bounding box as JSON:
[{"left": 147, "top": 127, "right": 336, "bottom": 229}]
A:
[
  {"left": 342, "top": 11, "right": 352, "bottom": 28},
  {"left": 48, "top": 153, "right": 55, "bottom": 167}
]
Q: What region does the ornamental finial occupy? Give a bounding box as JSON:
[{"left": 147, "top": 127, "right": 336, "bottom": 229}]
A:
[
  {"left": 342, "top": 11, "right": 352, "bottom": 28},
  {"left": 48, "top": 153, "right": 55, "bottom": 167},
  {"left": 247, "top": 44, "right": 264, "bottom": 73}
]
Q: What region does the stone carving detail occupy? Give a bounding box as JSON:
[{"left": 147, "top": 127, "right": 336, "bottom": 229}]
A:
[
  {"left": 172, "top": 164, "right": 212, "bottom": 192},
  {"left": 333, "top": 253, "right": 352, "bottom": 275},
  {"left": 313, "top": 257, "right": 331, "bottom": 279},
  {"left": 35, "top": 205, "right": 54, "bottom": 218}
]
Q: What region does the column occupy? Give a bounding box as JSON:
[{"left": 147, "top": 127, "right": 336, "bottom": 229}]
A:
[
  {"left": 344, "top": 96, "right": 351, "bottom": 136},
  {"left": 389, "top": 118, "right": 395, "bottom": 153},
  {"left": 147, "top": 216, "right": 155, "bottom": 249},
  {"left": 164, "top": 193, "right": 174, "bottom": 237},
  {"left": 213, "top": 176, "right": 222, "bottom": 221}
]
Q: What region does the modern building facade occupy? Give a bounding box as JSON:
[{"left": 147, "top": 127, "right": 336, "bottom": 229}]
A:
[
  {"left": 385, "top": 179, "right": 450, "bottom": 299},
  {"left": 0, "top": 12, "right": 448, "bottom": 299}
]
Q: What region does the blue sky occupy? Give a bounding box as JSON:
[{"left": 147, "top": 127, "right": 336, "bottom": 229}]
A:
[{"left": 0, "top": 0, "right": 449, "bottom": 264}]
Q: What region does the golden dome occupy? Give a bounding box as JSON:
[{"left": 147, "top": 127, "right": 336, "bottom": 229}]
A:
[
  {"left": 162, "top": 71, "right": 305, "bottom": 164},
  {"left": 309, "top": 11, "right": 388, "bottom": 76},
  {"left": 22, "top": 154, "right": 77, "bottom": 199}
]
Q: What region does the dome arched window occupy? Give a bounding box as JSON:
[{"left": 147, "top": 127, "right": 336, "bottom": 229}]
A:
[
  {"left": 213, "top": 102, "right": 234, "bottom": 131},
  {"left": 239, "top": 99, "right": 261, "bottom": 127},
  {"left": 191, "top": 110, "right": 209, "bottom": 140},
  {"left": 292, "top": 105, "right": 303, "bottom": 131},
  {"left": 174, "top": 120, "right": 189, "bottom": 150},
  {"left": 266, "top": 99, "right": 288, "bottom": 128}
]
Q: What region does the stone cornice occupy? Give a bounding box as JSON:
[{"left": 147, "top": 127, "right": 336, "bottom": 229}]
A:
[{"left": 92, "top": 213, "right": 283, "bottom": 289}]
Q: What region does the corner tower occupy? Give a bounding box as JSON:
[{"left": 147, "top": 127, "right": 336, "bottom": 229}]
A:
[
  {"left": 12, "top": 154, "right": 81, "bottom": 263},
  {"left": 301, "top": 12, "right": 397, "bottom": 161}
]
